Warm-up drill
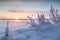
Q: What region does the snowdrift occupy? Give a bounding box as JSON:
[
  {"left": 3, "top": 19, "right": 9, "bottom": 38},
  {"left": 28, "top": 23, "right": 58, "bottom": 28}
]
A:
[{"left": 14, "top": 22, "right": 60, "bottom": 40}]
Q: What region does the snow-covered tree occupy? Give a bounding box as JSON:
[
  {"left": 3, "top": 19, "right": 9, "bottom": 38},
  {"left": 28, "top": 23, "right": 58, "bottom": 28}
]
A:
[
  {"left": 38, "top": 14, "right": 41, "bottom": 23},
  {"left": 38, "top": 14, "right": 45, "bottom": 24},
  {"left": 27, "top": 16, "right": 37, "bottom": 31},
  {"left": 27, "top": 16, "right": 36, "bottom": 26},
  {"left": 49, "top": 5, "right": 60, "bottom": 24}
]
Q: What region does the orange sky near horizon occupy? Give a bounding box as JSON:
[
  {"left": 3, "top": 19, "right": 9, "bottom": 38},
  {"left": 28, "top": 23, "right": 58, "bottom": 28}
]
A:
[
  {"left": 0, "top": 10, "right": 49, "bottom": 19},
  {"left": 0, "top": 11, "right": 36, "bottom": 19}
]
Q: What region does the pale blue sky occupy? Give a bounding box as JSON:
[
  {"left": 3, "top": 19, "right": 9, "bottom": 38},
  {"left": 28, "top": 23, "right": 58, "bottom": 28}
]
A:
[{"left": 0, "top": 1, "right": 60, "bottom": 13}]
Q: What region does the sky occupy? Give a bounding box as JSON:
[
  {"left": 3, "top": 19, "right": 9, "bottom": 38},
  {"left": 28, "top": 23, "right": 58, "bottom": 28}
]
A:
[{"left": 0, "top": 0, "right": 60, "bottom": 19}]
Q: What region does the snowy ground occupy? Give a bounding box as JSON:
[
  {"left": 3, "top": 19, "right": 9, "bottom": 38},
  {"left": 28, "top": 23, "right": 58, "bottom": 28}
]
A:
[
  {"left": 0, "top": 20, "right": 60, "bottom": 40},
  {"left": 14, "top": 23, "right": 60, "bottom": 40}
]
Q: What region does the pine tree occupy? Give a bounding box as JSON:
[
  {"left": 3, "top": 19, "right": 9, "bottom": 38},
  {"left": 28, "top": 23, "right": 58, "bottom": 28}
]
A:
[
  {"left": 49, "top": 5, "right": 59, "bottom": 24},
  {"left": 38, "top": 14, "right": 45, "bottom": 24},
  {"left": 38, "top": 14, "right": 41, "bottom": 23}
]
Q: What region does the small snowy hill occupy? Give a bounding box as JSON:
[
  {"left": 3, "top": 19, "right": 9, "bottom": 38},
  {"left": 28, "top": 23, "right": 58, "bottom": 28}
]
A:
[
  {"left": 37, "top": 21, "right": 54, "bottom": 31},
  {"left": 14, "top": 22, "right": 60, "bottom": 40}
]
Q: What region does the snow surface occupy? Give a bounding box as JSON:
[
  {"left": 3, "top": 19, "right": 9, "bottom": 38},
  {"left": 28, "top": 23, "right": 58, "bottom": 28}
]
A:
[
  {"left": 13, "top": 22, "right": 60, "bottom": 40},
  {"left": 0, "top": 20, "right": 60, "bottom": 40}
]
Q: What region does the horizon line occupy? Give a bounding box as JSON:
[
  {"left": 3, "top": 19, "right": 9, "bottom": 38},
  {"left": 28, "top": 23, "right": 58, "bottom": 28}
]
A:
[{"left": 0, "top": 19, "right": 49, "bottom": 20}]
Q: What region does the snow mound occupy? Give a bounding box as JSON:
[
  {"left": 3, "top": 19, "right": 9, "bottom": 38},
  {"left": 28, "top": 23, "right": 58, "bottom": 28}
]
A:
[{"left": 14, "top": 23, "right": 60, "bottom": 40}]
